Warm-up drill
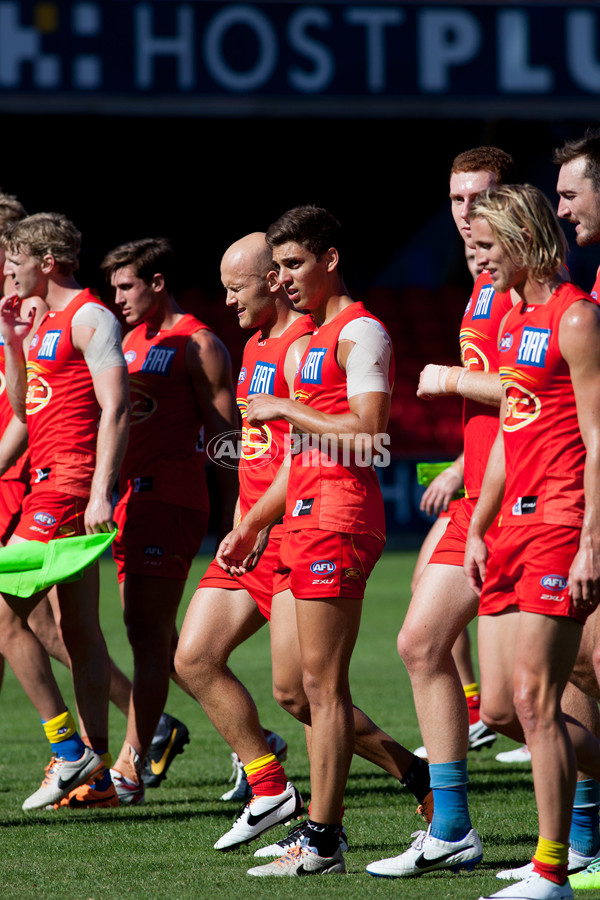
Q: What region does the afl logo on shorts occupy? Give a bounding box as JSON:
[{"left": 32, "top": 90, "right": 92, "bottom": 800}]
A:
[
  {"left": 310, "top": 560, "right": 336, "bottom": 575},
  {"left": 25, "top": 367, "right": 52, "bottom": 415},
  {"left": 541, "top": 575, "right": 568, "bottom": 591},
  {"left": 503, "top": 381, "right": 541, "bottom": 432},
  {"left": 125, "top": 350, "right": 137, "bottom": 365},
  {"left": 34, "top": 512, "right": 56, "bottom": 526}
]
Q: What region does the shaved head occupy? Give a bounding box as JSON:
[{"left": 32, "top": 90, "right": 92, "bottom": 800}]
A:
[{"left": 221, "top": 232, "right": 273, "bottom": 278}]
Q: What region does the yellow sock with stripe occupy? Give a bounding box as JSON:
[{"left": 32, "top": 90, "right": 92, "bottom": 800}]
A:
[
  {"left": 42, "top": 710, "right": 86, "bottom": 762},
  {"left": 532, "top": 836, "right": 569, "bottom": 885},
  {"left": 245, "top": 752, "right": 287, "bottom": 796},
  {"left": 463, "top": 682, "right": 481, "bottom": 726}
]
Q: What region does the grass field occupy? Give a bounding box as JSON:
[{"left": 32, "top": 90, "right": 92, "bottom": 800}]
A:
[{"left": 0, "top": 550, "right": 597, "bottom": 899}]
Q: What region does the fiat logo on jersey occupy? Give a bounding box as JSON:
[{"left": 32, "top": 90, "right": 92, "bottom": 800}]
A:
[
  {"left": 541, "top": 575, "right": 568, "bottom": 590},
  {"left": 25, "top": 368, "right": 52, "bottom": 415},
  {"left": 503, "top": 381, "right": 541, "bottom": 432},
  {"left": 460, "top": 341, "right": 490, "bottom": 372},
  {"left": 310, "top": 560, "right": 336, "bottom": 575},
  {"left": 129, "top": 384, "right": 157, "bottom": 425}
]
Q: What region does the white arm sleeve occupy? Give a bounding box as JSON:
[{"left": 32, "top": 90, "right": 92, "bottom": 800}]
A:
[
  {"left": 72, "top": 303, "right": 127, "bottom": 377},
  {"left": 340, "top": 317, "right": 392, "bottom": 398}
]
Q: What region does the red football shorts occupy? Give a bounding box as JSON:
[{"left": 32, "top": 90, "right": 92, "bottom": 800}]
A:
[
  {"left": 273, "top": 529, "right": 384, "bottom": 600},
  {"left": 13, "top": 490, "right": 87, "bottom": 542},
  {"left": 112, "top": 498, "right": 208, "bottom": 583},
  {"left": 479, "top": 523, "right": 588, "bottom": 623},
  {"left": 429, "top": 496, "right": 500, "bottom": 567},
  {"left": 0, "top": 478, "right": 28, "bottom": 544},
  {"left": 198, "top": 529, "right": 285, "bottom": 620}
]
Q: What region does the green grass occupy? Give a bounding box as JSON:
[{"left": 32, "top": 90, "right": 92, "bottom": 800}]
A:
[{"left": 0, "top": 551, "right": 596, "bottom": 898}]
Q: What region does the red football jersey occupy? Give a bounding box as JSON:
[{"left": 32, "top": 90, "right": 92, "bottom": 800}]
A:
[
  {"left": 460, "top": 271, "right": 513, "bottom": 499},
  {"left": 26, "top": 290, "right": 105, "bottom": 498},
  {"left": 237, "top": 314, "right": 314, "bottom": 517},
  {"left": 120, "top": 313, "right": 210, "bottom": 510},
  {"left": 286, "top": 302, "right": 394, "bottom": 538},
  {"left": 498, "top": 282, "right": 594, "bottom": 528}
]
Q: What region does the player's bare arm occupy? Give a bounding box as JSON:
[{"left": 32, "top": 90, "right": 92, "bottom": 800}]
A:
[
  {"left": 0, "top": 414, "right": 28, "bottom": 476},
  {"left": 420, "top": 452, "right": 464, "bottom": 516},
  {"left": 418, "top": 364, "right": 502, "bottom": 407},
  {"left": 186, "top": 328, "right": 239, "bottom": 539},
  {"left": 560, "top": 300, "right": 600, "bottom": 608},
  {"left": 463, "top": 406, "right": 507, "bottom": 595},
  {"left": 73, "top": 321, "right": 130, "bottom": 533},
  {"left": 0, "top": 295, "right": 47, "bottom": 422}
]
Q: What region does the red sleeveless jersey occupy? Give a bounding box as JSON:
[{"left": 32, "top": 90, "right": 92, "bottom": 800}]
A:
[
  {"left": 120, "top": 313, "right": 210, "bottom": 510},
  {"left": 0, "top": 332, "right": 28, "bottom": 483},
  {"left": 286, "top": 302, "right": 394, "bottom": 538},
  {"left": 591, "top": 269, "right": 600, "bottom": 301},
  {"left": 26, "top": 289, "right": 106, "bottom": 499},
  {"left": 460, "top": 271, "right": 513, "bottom": 499},
  {"left": 237, "top": 314, "right": 314, "bottom": 517},
  {"left": 498, "top": 282, "right": 595, "bottom": 528}
]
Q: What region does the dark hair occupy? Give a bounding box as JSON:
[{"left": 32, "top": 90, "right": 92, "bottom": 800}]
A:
[
  {"left": 266, "top": 205, "right": 343, "bottom": 260},
  {"left": 0, "top": 191, "right": 27, "bottom": 234},
  {"left": 101, "top": 237, "right": 177, "bottom": 293},
  {"left": 554, "top": 128, "right": 600, "bottom": 193},
  {"left": 450, "top": 146, "right": 518, "bottom": 185}
]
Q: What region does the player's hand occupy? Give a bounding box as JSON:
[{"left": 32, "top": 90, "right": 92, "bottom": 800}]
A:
[
  {"left": 216, "top": 521, "right": 261, "bottom": 575},
  {"left": 568, "top": 545, "right": 600, "bottom": 611},
  {"left": 246, "top": 394, "right": 288, "bottom": 425},
  {"left": 464, "top": 533, "right": 488, "bottom": 596},
  {"left": 84, "top": 494, "right": 115, "bottom": 534},
  {"left": 420, "top": 467, "right": 463, "bottom": 516},
  {"left": 0, "top": 294, "right": 34, "bottom": 345},
  {"left": 417, "top": 364, "right": 451, "bottom": 399}
]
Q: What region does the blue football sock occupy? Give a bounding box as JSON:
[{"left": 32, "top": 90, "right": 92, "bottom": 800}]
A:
[
  {"left": 570, "top": 780, "right": 600, "bottom": 857},
  {"left": 429, "top": 759, "right": 472, "bottom": 842}
]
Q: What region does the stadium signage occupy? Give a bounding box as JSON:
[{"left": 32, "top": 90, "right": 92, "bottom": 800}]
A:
[{"left": 4, "top": 2, "right": 600, "bottom": 116}]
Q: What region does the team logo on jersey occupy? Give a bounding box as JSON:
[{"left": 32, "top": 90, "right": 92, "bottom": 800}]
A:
[
  {"left": 503, "top": 381, "right": 541, "bottom": 431},
  {"left": 248, "top": 361, "right": 277, "bottom": 395},
  {"left": 30, "top": 334, "right": 39, "bottom": 349},
  {"left": 460, "top": 341, "right": 490, "bottom": 372},
  {"left": 124, "top": 350, "right": 136, "bottom": 365},
  {"left": 472, "top": 285, "right": 495, "bottom": 320},
  {"left": 235, "top": 399, "right": 278, "bottom": 465},
  {"left": 141, "top": 346, "right": 176, "bottom": 375},
  {"left": 310, "top": 559, "right": 336, "bottom": 575},
  {"left": 516, "top": 327, "right": 551, "bottom": 368},
  {"left": 25, "top": 366, "right": 53, "bottom": 415},
  {"left": 34, "top": 512, "right": 56, "bottom": 526},
  {"left": 499, "top": 332, "right": 513, "bottom": 352},
  {"left": 541, "top": 574, "right": 568, "bottom": 590},
  {"left": 36, "top": 330, "right": 61, "bottom": 360},
  {"left": 292, "top": 497, "right": 314, "bottom": 517},
  {"left": 511, "top": 495, "right": 538, "bottom": 516},
  {"left": 238, "top": 366, "right": 247, "bottom": 385},
  {"left": 129, "top": 380, "right": 158, "bottom": 425},
  {"left": 300, "top": 348, "right": 327, "bottom": 384}
]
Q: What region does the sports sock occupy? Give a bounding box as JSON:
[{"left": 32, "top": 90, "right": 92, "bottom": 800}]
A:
[
  {"left": 463, "top": 682, "right": 481, "bottom": 726},
  {"left": 570, "top": 779, "right": 600, "bottom": 856},
  {"left": 42, "top": 710, "right": 86, "bottom": 762},
  {"left": 245, "top": 752, "right": 287, "bottom": 796},
  {"left": 532, "top": 837, "right": 569, "bottom": 885},
  {"left": 304, "top": 819, "right": 341, "bottom": 857},
  {"left": 429, "top": 759, "right": 472, "bottom": 842},
  {"left": 401, "top": 755, "right": 431, "bottom": 804}
]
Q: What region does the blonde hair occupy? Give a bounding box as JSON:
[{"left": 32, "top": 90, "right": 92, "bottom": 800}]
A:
[
  {"left": 469, "top": 184, "right": 566, "bottom": 282},
  {"left": 1, "top": 212, "right": 81, "bottom": 275}
]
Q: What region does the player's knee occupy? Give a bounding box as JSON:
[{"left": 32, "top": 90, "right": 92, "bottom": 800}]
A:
[
  {"left": 273, "top": 680, "right": 310, "bottom": 723},
  {"left": 397, "top": 623, "right": 439, "bottom": 671}
]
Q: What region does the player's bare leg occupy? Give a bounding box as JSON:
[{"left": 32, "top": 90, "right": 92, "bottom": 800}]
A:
[
  {"left": 113, "top": 574, "right": 186, "bottom": 779},
  {"left": 398, "top": 563, "right": 479, "bottom": 764},
  {"left": 175, "top": 586, "right": 271, "bottom": 763}
]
